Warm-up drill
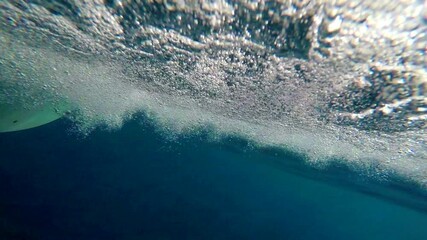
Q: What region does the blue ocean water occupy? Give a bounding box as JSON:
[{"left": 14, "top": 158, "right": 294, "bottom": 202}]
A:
[
  {"left": 1, "top": 0, "right": 427, "bottom": 239},
  {"left": 1, "top": 116, "right": 427, "bottom": 240}
]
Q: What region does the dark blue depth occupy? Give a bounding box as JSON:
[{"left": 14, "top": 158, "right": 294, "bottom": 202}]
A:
[{"left": 0, "top": 116, "right": 427, "bottom": 240}]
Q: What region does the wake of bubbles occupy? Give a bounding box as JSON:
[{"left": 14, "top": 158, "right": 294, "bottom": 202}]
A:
[{"left": 0, "top": 0, "right": 426, "bottom": 188}]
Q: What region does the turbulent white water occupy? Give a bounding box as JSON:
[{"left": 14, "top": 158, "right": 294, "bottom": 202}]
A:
[{"left": 0, "top": 0, "right": 426, "bottom": 187}]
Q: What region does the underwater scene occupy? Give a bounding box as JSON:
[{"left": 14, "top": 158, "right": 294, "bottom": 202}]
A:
[{"left": 0, "top": 0, "right": 427, "bottom": 239}]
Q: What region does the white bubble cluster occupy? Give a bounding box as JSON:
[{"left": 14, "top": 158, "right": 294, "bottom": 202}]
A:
[{"left": 0, "top": 0, "right": 426, "bottom": 187}]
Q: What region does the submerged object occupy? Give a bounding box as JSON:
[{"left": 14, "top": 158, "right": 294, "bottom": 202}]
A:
[
  {"left": 0, "top": 39, "right": 70, "bottom": 132},
  {"left": 0, "top": 103, "right": 60, "bottom": 132},
  {"left": 0, "top": 102, "right": 68, "bottom": 132}
]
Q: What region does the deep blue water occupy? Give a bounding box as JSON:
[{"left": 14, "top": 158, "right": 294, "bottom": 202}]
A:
[{"left": 1, "top": 116, "right": 427, "bottom": 240}]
